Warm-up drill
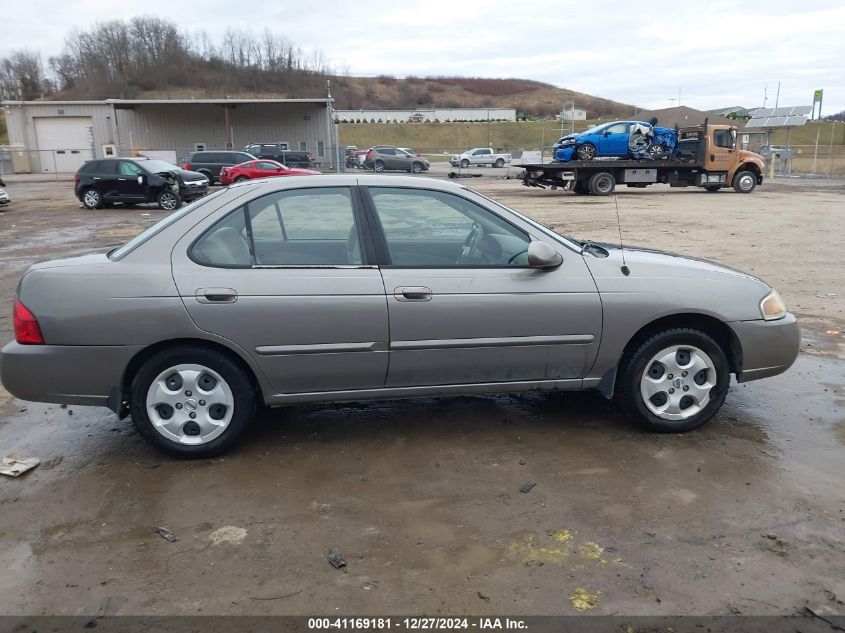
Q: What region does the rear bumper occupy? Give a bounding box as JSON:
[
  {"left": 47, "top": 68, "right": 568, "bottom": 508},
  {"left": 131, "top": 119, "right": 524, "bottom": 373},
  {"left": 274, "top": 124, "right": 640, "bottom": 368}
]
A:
[
  {"left": 0, "top": 341, "right": 141, "bottom": 408},
  {"left": 729, "top": 313, "right": 800, "bottom": 382}
]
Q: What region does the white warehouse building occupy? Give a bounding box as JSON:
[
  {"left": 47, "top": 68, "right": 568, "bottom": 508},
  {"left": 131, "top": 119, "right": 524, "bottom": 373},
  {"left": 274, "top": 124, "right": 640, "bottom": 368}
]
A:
[{"left": 335, "top": 108, "right": 516, "bottom": 123}]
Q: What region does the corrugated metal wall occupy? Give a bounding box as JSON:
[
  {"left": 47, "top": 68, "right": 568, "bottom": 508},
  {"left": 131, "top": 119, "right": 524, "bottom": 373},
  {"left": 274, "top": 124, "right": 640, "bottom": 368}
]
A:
[
  {"left": 2, "top": 102, "right": 116, "bottom": 172},
  {"left": 114, "top": 102, "right": 331, "bottom": 156}
]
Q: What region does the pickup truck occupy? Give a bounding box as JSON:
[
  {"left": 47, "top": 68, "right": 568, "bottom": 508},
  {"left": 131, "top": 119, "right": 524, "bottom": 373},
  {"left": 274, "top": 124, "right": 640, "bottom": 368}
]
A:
[{"left": 450, "top": 148, "right": 511, "bottom": 168}]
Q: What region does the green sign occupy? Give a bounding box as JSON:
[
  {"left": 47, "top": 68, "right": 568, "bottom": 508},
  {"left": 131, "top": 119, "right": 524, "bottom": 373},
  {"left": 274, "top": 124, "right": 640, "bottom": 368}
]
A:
[{"left": 813, "top": 89, "right": 823, "bottom": 102}]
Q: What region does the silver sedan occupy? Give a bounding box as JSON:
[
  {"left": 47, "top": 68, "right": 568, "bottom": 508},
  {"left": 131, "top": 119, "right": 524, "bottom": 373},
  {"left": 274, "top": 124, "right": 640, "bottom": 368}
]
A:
[{"left": 0, "top": 176, "right": 799, "bottom": 457}]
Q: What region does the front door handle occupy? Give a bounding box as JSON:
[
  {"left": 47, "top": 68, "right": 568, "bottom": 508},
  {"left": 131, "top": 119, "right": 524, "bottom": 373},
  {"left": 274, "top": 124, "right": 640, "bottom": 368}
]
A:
[
  {"left": 195, "top": 288, "right": 238, "bottom": 304},
  {"left": 394, "top": 286, "right": 432, "bottom": 302}
]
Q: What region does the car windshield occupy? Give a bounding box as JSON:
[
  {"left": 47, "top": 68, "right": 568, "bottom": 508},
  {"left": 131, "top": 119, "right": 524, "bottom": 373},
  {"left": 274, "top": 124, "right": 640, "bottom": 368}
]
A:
[
  {"left": 108, "top": 189, "right": 227, "bottom": 260},
  {"left": 139, "top": 159, "right": 181, "bottom": 173}
]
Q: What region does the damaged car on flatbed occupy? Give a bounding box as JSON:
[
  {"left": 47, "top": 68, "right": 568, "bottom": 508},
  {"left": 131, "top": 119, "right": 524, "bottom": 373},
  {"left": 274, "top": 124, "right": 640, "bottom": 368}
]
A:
[{"left": 74, "top": 157, "right": 209, "bottom": 210}]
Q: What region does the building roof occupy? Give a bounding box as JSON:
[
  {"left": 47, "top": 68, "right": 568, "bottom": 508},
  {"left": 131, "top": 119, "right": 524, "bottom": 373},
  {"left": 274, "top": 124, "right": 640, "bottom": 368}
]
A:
[
  {"left": 2, "top": 98, "right": 332, "bottom": 107},
  {"left": 635, "top": 106, "right": 734, "bottom": 128}
]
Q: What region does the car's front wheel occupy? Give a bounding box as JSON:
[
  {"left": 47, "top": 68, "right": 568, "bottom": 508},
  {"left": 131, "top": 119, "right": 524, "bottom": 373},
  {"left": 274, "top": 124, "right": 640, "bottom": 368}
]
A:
[
  {"left": 373, "top": 160, "right": 385, "bottom": 172},
  {"left": 616, "top": 328, "right": 730, "bottom": 432},
  {"left": 82, "top": 188, "right": 103, "bottom": 209},
  {"left": 129, "top": 345, "right": 257, "bottom": 458},
  {"left": 234, "top": 175, "right": 249, "bottom": 183},
  {"left": 157, "top": 189, "right": 181, "bottom": 210},
  {"left": 577, "top": 144, "right": 596, "bottom": 160},
  {"left": 460, "top": 159, "right": 470, "bottom": 169},
  {"left": 411, "top": 162, "right": 424, "bottom": 174}
]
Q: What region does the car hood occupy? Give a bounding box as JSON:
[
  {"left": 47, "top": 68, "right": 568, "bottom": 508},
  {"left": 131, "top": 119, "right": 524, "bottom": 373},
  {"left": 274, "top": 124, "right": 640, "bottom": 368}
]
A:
[
  {"left": 155, "top": 168, "right": 207, "bottom": 182},
  {"left": 585, "top": 242, "right": 764, "bottom": 282},
  {"left": 580, "top": 243, "right": 772, "bottom": 321}
]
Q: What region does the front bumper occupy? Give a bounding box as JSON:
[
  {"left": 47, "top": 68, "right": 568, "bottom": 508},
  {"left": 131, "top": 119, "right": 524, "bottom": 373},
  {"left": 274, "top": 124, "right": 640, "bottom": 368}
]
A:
[
  {"left": 729, "top": 313, "right": 800, "bottom": 382},
  {"left": 179, "top": 183, "right": 209, "bottom": 199},
  {"left": 0, "top": 341, "right": 142, "bottom": 408}
]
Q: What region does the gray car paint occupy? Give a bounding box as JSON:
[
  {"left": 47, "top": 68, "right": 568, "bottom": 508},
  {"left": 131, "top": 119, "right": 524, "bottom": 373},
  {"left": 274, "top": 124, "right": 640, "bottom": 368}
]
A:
[{"left": 0, "top": 175, "right": 800, "bottom": 414}]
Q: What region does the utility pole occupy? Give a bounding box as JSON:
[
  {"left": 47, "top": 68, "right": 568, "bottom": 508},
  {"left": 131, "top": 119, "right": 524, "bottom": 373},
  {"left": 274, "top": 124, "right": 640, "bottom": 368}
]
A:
[
  {"left": 763, "top": 84, "right": 768, "bottom": 109},
  {"left": 829, "top": 122, "right": 837, "bottom": 175},
  {"left": 774, "top": 82, "right": 781, "bottom": 109},
  {"left": 811, "top": 126, "right": 820, "bottom": 174}
]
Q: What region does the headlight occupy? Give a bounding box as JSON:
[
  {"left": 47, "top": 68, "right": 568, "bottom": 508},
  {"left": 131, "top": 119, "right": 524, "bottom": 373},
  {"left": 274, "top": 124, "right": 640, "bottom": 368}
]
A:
[{"left": 759, "top": 289, "right": 787, "bottom": 321}]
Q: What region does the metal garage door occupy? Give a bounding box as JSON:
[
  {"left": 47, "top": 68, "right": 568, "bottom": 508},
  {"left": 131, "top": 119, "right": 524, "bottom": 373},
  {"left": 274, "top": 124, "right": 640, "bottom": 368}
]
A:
[{"left": 34, "top": 117, "right": 94, "bottom": 173}]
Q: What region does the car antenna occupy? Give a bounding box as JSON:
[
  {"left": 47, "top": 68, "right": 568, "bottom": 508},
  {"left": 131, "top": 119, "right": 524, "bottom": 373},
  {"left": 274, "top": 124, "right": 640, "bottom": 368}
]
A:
[{"left": 613, "top": 195, "right": 630, "bottom": 276}]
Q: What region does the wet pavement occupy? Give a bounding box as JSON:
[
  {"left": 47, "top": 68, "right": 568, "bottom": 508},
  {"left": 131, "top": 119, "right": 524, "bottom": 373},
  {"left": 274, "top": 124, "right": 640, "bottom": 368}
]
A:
[
  {"left": 0, "top": 177, "right": 843, "bottom": 615},
  {"left": 0, "top": 354, "right": 843, "bottom": 615}
]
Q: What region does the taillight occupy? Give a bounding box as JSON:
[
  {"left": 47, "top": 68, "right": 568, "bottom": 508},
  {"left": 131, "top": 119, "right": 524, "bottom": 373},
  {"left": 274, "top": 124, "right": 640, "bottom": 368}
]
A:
[
  {"left": 184, "top": 162, "right": 191, "bottom": 170},
  {"left": 13, "top": 298, "right": 44, "bottom": 345},
  {"left": 366, "top": 150, "right": 374, "bottom": 159}
]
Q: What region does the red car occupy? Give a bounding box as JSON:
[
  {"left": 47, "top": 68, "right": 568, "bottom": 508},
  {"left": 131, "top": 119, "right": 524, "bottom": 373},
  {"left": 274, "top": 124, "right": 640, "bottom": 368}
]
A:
[{"left": 219, "top": 160, "right": 319, "bottom": 185}]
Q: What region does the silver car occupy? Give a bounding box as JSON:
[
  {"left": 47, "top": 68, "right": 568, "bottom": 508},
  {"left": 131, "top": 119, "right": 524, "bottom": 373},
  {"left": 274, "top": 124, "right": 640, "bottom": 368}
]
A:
[{"left": 0, "top": 176, "right": 799, "bottom": 457}]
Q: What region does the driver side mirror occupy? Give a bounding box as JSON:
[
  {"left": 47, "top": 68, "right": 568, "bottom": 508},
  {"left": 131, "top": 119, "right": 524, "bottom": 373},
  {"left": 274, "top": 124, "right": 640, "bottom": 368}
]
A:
[
  {"left": 528, "top": 241, "right": 563, "bottom": 269},
  {"left": 137, "top": 175, "right": 144, "bottom": 185}
]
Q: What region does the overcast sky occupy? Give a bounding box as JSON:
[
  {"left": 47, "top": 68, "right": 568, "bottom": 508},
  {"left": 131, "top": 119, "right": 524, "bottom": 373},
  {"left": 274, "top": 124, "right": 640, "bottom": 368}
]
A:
[{"left": 3, "top": 0, "right": 843, "bottom": 115}]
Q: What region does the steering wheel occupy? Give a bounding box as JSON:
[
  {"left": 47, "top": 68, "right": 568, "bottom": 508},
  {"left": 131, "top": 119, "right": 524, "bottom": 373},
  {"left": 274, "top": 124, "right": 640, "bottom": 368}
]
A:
[{"left": 457, "top": 222, "right": 484, "bottom": 264}]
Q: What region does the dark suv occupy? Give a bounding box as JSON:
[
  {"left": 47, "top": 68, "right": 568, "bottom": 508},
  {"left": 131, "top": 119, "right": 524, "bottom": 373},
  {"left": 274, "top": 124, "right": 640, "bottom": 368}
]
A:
[
  {"left": 184, "top": 150, "right": 255, "bottom": 184},
  {"left": 74, "top": 157, "right": 209, "bottom": 211},
  {"left": 243, "top": 144, "right": 316, "bottom": 168}
]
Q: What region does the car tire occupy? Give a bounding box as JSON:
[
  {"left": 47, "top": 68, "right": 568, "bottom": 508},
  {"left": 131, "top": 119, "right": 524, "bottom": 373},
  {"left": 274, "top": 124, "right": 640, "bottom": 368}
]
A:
[
  {"left": 411, "top": 162, "right": 424, "bottom": 174},
  {"left": 374, "top": 160, "right": 385, "bottom": 172},
  {"left": 199, "top": 171, "right": 214, "bottom": 185},
  {"left": 733, "top": 170, "right": 757, "bottom": 193},
  {"left": 129, "top": 344, "right": 257, "bottom": 458},
  {"left": 704, "top": 185, "right": 722, "bottom": 192},
  {"left": 647, "top": 143, "right": 666, "bottom": 159},
  {"left": 494, "top": 158, "right": 505, "bottom": 168},
  {"left": 588, "top": 171, "right": 616, "bottom": 196},
  {"left": 157, "top": 189, "right": 181, "bottom": 211},
  {"left": 576, "top": 144, "right": 596, "bottom": 160},
  {"left": 234, "top": 176, "right": 249, "bottom": 183},
  {"left": 615, "top": 328, "right": 730, "bottom": 433},
  {"left": 82, "top": 188, "right": 103, "bottom": 210},
  {"left": 460, "top": 159, "right": 470, "bottom": 169}
]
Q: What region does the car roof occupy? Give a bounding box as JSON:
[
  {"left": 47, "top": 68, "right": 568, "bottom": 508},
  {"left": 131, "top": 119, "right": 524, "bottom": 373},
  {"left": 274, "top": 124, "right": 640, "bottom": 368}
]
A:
[{"left": 227, "top": 174, "right": 467, "bottom": 193}]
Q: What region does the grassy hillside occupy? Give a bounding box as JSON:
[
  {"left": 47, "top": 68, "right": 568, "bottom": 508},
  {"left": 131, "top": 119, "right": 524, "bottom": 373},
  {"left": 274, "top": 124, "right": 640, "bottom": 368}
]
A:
[
  {"left": 332, "top": 76, "right": 633, "bottom": 118},
  {"left": 340, "top": 120, "right": 602, "bottom": 153},
  {"left": 0, "top": 110, "right": 7, "bottom": 145}
]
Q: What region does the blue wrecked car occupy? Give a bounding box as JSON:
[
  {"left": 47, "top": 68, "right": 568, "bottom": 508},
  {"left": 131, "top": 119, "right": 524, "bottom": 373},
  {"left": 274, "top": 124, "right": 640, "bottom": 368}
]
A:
[{"left": 553, "top": 120, "right": 677, "bottom": 162}]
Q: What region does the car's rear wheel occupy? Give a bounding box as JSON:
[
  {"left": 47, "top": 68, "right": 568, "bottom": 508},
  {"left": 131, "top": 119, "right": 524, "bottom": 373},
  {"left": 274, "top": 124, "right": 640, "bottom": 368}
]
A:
[
  {"left": 198, "top": 171, "right": 214, "bottom": 185},
  {"left": 129, "top": 345, "right": 257, "bottom": 458},
  {"left": 82, "top": 188, "right": 103, "bottom": 209},
  {"left": 733, "top": 170, "right": 757, "bottom": 193},
  {"left": 616, "top": 328, "right": 730, "bottom": 432},
  {"left": 588, "top": 171, "right": 616, "bottom": 196},
  {"left": 374, "top": 160, "right": 385, "bottom": 172},
  {"left": 494, "top": 158, "right": 505, "bottom": 168},
  {"left": 157, "top": 189, "right": 181, "bottom": 210},
  {"left": 411, "top": 162, "right": 424, "bottom": 174},
  {"left": 234, "top": 176, "right": 249, "bottom": 183},
  {"left": 577, "top": 144, "right": 596, "bottom": 160}
]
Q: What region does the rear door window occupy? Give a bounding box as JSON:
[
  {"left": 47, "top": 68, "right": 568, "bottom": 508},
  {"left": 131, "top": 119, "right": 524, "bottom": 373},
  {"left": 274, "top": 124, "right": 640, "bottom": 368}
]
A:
[{"left": 98, "top": 161, "right": 117, "bottom": 175}]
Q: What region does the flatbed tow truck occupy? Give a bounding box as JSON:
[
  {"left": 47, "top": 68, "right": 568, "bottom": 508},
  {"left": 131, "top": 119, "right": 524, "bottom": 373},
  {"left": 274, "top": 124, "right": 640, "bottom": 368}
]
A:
[{"left": 517, "top": 122, "right": 766, "bottom": 195}]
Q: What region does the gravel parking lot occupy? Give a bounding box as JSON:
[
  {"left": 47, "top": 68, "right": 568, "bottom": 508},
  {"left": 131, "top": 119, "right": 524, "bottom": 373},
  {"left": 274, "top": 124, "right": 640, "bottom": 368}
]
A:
[{"left": 0, "top": 172, "right": 843, "bottom": 616}]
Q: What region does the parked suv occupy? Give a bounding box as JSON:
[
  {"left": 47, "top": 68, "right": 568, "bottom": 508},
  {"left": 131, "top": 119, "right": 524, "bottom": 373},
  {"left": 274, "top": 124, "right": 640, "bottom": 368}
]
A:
[
  {"left": 74, "top": 157, "right": 209, "bottom": 211},
  {"left": 184, "top": 151, "right": 255, "bottom": 184},
  {"left": 364, "top": 146, "right": 430, "bottom": 173},
  {"left": 243, "top": 144, "right": 316, "bottom": 168}
]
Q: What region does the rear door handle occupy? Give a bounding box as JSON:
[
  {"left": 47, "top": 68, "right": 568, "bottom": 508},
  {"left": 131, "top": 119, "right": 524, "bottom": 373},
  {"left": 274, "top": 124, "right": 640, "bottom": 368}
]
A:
[
  {"left": 195, "top": 288, "right": 238, "bottom": 304},
  {"left": 394, "top": 286, "right": 432, "bottom": 302}
]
